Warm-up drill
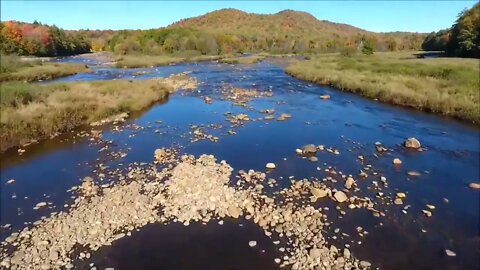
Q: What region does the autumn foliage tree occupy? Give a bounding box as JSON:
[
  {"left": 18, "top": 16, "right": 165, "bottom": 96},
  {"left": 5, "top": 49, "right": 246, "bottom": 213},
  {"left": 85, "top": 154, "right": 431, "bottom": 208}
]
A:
[{"left": 0, "top": 21, "right": 90, "bottom": 56}]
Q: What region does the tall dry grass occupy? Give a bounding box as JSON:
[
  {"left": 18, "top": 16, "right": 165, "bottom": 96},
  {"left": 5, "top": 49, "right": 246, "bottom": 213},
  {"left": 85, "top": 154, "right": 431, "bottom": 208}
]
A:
[{"left": 285, "top": 52, "right": 480, "bottom": 123}]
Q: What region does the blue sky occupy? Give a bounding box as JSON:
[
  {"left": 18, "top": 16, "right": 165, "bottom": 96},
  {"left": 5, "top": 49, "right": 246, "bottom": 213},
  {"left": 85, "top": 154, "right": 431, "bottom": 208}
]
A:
[{"left": 1, "top": 1, "right": 476, "bottom": 33}]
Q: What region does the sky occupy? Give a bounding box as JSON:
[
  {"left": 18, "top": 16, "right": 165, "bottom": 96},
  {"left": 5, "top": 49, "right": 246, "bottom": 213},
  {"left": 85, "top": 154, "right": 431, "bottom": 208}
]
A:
[{"left": 1, "top": 1, "right": 477, "bottom": 33}]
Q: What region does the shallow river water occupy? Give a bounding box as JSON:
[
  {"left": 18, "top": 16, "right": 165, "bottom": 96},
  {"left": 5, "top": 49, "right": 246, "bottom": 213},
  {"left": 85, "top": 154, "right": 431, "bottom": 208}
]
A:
[{"left": 1, "top": 56, "right": 479, "bottom": 270}]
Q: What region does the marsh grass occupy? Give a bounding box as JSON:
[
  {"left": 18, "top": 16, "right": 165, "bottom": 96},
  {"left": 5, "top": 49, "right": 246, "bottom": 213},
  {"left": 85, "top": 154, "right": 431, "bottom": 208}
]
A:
[
  {"left": 0, "top": 55, "right": 89, "bottom": 82},
  {"left": 219, "top": 55, "right": 266, "bottom": 64},
  {"left": 285, "top": 52, "right": 480, "bottom": 123},
  {"left": 0, "top": 80, "right": 172, "bottom": 151},
  {"left": 115, "top": 54, "right": 224, "bottom": 68}
]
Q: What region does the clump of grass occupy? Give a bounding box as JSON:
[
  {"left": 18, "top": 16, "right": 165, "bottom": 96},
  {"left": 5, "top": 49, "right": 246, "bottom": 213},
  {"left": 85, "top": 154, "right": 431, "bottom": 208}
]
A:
[
  {"left": 285, "top": 52, "right": 480, "bottom": 123},
  {"left": 219, "top": 55, "right": 266, "bottom": 64},
  {"left": 0, "top": 79, "right": 176, "bottom": 151},
  {"left": 0, "top": 55, "right": 89, "bottom": 82}
]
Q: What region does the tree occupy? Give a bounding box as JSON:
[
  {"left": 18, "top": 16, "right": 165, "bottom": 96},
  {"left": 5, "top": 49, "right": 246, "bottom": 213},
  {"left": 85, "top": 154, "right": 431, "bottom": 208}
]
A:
[
  {"left": 360, "top": 38, "right": 374, "bottom": 55},
  {"left": 446, "top": 3, "right": 480, "bottom": 57},
  {"left": 195, "top": 33, "right": 218, "bottom": 55}
]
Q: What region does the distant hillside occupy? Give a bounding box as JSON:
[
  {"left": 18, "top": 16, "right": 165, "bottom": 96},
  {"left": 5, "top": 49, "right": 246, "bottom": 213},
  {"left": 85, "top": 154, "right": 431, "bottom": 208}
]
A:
[
  {"left": 171, "top": 9, "right": 369, "bottom": 38},
  {"left": 102, "top": 9, "right": 425, "bottom": 55},
  {"left": 1, "top": 9, "right": 426, "bottom": 56}
]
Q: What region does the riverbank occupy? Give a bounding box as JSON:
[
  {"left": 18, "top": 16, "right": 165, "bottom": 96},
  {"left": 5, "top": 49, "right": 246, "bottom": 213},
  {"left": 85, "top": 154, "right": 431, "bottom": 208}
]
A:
[
  {"left": 0, "top": 74, "right": 197, "bottom": 151},
  {"left": 285, "top": 52, "right": 480, "bottom": 123},
  {"left": 0, "top": 55, "right": 90, "bottom": 82}
]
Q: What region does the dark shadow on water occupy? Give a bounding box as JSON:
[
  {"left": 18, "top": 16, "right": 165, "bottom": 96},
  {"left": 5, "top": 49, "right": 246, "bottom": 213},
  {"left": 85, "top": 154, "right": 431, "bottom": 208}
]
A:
[{"left": 74, "top": 219, "right": 281, "bottom": 270}]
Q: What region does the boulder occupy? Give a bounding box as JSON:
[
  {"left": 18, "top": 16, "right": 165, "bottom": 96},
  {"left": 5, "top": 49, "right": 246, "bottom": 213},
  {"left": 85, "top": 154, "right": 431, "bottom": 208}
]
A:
[{"left": 404, "top": 138, "right": 421, "bottom": 149}]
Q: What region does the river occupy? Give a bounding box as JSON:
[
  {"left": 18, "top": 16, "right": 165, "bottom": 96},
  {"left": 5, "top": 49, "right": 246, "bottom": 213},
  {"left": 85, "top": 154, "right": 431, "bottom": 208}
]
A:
[{"left": 1, "top": 56, "right": 479, "bottom": 270}]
